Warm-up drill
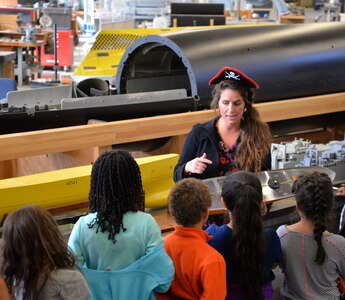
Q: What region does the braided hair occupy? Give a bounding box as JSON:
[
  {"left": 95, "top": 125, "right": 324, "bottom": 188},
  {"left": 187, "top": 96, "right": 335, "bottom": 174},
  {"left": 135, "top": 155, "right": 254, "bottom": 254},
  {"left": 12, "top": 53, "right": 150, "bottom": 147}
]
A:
[
  {"left": 88, "top": 150, "right": 145, "bottom": 243},
  {"left": 292, "top": 171, "right": 333, "bottom": 264},
  {"left": 221, "top": 171, "right": 265, "bottom": 300}
]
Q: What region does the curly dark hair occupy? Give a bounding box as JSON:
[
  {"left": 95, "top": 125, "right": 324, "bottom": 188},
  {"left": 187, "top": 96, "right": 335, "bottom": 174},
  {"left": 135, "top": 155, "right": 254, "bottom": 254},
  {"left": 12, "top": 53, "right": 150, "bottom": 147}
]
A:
[
  {"left": 88, "top": 150, "right": 145, "bottom": 243},
  {"left": 168, "top": 178, "right": 212, "bottom": 227},
  {"left": 292, "top": 171, "right": 333, "bottom": 264},
  {"left": 1, "top": 205, "right": 75, "bottom": 300},
  {"left": 221, "top": 171, "right": 265, "bottom": 300},
  {"left": 210, "top": 80, "right": 271, "bottom": 173}
]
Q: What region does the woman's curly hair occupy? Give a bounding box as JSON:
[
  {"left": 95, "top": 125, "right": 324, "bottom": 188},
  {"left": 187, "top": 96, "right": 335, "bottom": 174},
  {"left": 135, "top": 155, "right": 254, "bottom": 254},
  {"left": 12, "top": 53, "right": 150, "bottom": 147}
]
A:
[{"left": 210, "top": 80, "right": 271, "bottom": 173}]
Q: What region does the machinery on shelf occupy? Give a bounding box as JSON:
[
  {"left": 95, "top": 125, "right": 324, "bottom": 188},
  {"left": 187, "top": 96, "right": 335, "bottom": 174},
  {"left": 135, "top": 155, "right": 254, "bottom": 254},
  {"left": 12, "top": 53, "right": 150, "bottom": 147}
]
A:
[
  {"left": 204, "top": 166, "right": 335, "bottom": 207},
  {"left": 271, "top": 138, "right": 345, "bottom": 185}
]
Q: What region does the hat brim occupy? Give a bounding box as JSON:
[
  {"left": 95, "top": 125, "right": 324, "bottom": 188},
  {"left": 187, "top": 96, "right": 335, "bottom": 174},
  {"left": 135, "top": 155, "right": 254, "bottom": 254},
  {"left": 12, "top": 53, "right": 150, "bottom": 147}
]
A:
[{"left": 208, "top": 66, "right": 259, "bottom": 89}]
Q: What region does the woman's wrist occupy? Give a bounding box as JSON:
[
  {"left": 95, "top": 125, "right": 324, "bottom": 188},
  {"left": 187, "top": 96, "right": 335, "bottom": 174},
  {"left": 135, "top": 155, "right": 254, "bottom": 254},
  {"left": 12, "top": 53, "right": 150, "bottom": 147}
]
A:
[
  {"left": 183, "top": 166, "right": 191, "bottom": 177},
  {"left": 183, "top": 170, "right": 191, "bottom": 177}
]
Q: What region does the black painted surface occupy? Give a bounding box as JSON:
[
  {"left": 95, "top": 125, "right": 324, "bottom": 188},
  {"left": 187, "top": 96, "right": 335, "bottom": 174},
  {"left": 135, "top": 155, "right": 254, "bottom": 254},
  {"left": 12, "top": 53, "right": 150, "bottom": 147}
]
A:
[{"left": 116, "top": 23, "right": 345, "bottom": 104}]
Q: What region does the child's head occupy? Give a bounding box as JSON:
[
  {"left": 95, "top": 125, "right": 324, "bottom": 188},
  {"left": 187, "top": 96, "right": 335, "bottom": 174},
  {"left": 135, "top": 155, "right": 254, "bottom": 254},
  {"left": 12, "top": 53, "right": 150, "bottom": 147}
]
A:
[
  {"left": 292, "top": 171, "right": 333, "bottom": 218},
  {"left": 168, "top": 178, "right": 212, "bottom": 227},
  {"left": 292, "top": 171, "right": 333, "bottom": 264},
  {"left": 88, "top": 150, "right": 144, "bottom": 242},
  {"left": 221, "top": 170, "right": 264, "bottom": 220},
  {"left": 1, "top": 205, "right": 75, "bottom": 298}
]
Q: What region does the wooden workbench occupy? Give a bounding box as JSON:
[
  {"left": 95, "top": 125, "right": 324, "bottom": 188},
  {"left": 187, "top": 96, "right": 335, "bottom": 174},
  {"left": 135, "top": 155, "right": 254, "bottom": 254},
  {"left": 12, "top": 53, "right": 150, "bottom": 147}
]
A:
[
  {"left": 49, "top": 196, "right": 297, "bottom": 234},
  {"left": 0, "top": 38, "right": 44, "bottom": 86},
  {"left": 151, "top": 196, "right": 297, "bottom": 233},
  {"left": 0, "top": 50, "right": 15, "bottom": 78},
  {"left": 0, "top": 30, "right": 46, "bottom": 41}
]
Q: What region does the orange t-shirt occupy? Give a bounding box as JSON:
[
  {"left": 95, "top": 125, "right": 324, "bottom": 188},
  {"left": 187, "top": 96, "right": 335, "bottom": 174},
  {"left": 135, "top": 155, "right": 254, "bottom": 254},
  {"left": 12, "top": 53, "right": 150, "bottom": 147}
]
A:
[{"left": 157, "top": 226, "right": 226, "bottom": 300}]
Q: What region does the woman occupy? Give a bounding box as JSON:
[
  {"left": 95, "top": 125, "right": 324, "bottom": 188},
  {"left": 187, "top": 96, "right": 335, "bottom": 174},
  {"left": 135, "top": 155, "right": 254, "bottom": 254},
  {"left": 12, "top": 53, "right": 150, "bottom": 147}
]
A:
[
  {"left": 0, "top": 205, "right": 90, "bottom": 300},
  {"left": 206, "top": 171, "right": 282, "bottom": 300},
  {"left": 277, "top": 171, "right": 345, "bottom": 299},
  {"left": 174, "top": 66, "right": 271, "bottom": 182},
  {"left": 68, "top": 150, "right": 174, "bottom": 299}
]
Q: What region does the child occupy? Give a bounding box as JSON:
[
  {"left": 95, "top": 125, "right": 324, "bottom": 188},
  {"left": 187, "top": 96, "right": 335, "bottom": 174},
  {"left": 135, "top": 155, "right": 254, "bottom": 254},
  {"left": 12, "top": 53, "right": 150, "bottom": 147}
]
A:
[
  {"left": 277, "top": 171, "right": 345, "bottom": 299},
  {"left": 157, "top": 178, "right": 226, "bottom": 299},
  {"left": 0, "top": 205, "right": 90, "bottom": 300},
  {"left": 336, "top": 184, "right": 345, "bottom": 237},
  {"left": 329, "top": 183, "right": 345, "bottom": 233},
  {"left": 0, "top": 278, "right": 10, "bottom": 300},
  {"left": 206, "top": 171, "right": 282, "bottom": 300},
  {"left": 68, "top": 150, "right": 173, "bottom": 298}
]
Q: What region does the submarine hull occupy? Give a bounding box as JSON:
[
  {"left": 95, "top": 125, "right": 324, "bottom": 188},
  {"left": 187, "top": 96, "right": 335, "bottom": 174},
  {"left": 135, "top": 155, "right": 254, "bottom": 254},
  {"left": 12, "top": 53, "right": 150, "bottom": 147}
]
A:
[
  {"left": 1, "top": 22, "right": 345, "bottom": 135},
  {"left": 115, "top": 22, "right": 345, "bottom": 105}
]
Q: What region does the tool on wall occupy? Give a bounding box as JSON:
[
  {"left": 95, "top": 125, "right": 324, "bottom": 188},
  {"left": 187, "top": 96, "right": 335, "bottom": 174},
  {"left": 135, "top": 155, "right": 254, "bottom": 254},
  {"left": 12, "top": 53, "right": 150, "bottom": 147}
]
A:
[{"left": 39, "top": 10, "right": 53, "bottom": 28}]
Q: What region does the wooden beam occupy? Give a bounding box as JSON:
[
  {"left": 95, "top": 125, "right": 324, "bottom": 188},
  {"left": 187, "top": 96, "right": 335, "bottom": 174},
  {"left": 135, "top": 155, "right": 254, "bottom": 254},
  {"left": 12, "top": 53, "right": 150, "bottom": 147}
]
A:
[
  {"left": 257, "top": 92, "right": 345, "bottom": 122},
  {"left": 0, "top": 92, "right": 344, "bottom": 162}
]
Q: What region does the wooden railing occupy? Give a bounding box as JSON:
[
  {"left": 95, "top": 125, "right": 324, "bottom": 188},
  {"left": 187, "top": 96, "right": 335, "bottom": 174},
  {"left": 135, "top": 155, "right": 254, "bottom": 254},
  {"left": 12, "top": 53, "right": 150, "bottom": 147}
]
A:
[{"left": 0, "top": 92, "right": 345, "bottom": 178}]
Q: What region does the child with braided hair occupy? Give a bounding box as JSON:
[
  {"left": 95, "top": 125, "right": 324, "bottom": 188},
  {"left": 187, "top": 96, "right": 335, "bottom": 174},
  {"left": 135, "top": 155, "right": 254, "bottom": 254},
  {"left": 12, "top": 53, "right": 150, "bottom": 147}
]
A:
[
  {"left": 68, "top": 150, "right": 174, "bottom": 299},
  {"left": 277, "top": 171, "right": 345, "bottom": 299}
]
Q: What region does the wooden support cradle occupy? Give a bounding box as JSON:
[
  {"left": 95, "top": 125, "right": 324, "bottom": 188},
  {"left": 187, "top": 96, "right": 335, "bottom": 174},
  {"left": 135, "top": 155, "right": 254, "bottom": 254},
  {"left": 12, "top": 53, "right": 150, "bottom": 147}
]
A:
[{"left": 0, "top": 92, "right": 345, "bottom": 178}]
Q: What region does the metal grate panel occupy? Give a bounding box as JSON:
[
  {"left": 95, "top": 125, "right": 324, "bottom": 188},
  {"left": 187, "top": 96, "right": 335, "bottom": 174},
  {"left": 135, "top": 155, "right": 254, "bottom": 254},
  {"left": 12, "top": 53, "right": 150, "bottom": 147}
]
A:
[
  {"left": 92, "top": 33, "right": 143, "bottom": 50},
  {"left": 73, "top": 28, "right": 178, "bottom": 78}
]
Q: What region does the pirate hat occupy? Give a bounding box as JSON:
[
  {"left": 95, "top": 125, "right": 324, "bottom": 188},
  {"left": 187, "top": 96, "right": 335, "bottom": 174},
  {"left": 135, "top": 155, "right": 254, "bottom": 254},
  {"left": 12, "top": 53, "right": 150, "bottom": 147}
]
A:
[{"left": 208, "top": 66, "right": 259, "bottom": 89}]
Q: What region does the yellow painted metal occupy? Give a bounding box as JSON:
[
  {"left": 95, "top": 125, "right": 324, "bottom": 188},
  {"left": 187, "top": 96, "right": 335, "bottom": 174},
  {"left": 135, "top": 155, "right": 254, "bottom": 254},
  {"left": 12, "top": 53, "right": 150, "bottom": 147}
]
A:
[
  {"left": 73, "top": 28, "right": 178, "bottom": 78},
  {"left": 0, "top": 154, "right": 178, "bottom": 222}
]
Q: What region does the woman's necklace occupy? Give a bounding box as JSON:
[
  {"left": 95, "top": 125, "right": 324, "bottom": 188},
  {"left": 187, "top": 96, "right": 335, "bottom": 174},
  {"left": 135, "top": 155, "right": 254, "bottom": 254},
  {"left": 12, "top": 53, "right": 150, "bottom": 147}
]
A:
[
  {"left": 217, "top": 122, "right": 240, "bottom": 150},
  {"left": 218, "top": 127, "right": 241, "bottom": 150}
]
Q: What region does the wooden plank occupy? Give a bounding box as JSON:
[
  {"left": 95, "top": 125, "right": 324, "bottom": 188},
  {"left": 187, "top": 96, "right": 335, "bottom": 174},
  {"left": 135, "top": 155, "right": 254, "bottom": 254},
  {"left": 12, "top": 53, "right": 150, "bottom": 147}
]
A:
[
  {"left": 0, "top": 15, "right": 17, "bottom": 31},
  {"left": 2, "top": 60, "right": 14, "bottom": 78},
  {"left": 0, "top": 92, "right": 345, "bottom": 162},
  {"left": 257, "top": 92, "right": 345, "bottom": 122},
  {"left": 0, "top": 110, "right": 214, "bottom": 161},
  {"left": 0, "top": 31, "right": 46, "bottom": 41},
  {"left": 0, "top": 40, "right": 44, "bottom": 48},
  {"left": 279, "top": 15, "right": 305, "bottom": 24},
  {"left": 0, "top": 0, "right": 18, "bottom": 5}
]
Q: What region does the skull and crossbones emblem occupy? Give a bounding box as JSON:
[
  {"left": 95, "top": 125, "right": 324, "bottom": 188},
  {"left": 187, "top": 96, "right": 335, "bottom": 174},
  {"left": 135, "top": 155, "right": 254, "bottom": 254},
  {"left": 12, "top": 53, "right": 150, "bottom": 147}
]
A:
[{"left": 225, "top": 71, "right": 240, "bottom": 80}]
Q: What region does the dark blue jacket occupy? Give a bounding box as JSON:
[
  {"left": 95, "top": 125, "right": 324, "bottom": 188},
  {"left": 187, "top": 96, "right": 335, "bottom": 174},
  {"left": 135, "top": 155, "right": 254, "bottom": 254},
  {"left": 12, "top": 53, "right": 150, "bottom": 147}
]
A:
[{"left": 173, "top": 117, "right": 271, "bottom": 182}]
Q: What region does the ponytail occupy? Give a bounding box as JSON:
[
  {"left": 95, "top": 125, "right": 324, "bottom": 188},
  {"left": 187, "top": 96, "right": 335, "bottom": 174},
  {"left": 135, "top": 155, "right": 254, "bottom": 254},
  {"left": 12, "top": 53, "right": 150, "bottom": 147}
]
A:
[
  {"left": 222, "top": 171, "right": 265, "bottom": 300},
  {"left": 232, "top": 184, "right": 265, "bottom": 300}
]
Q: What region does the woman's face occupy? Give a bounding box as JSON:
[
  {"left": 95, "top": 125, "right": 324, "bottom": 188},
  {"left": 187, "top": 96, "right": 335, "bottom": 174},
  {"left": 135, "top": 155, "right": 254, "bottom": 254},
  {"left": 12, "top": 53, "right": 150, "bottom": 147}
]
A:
[{"left": 218, "top": 88, "right": 246, "bottom": 127}]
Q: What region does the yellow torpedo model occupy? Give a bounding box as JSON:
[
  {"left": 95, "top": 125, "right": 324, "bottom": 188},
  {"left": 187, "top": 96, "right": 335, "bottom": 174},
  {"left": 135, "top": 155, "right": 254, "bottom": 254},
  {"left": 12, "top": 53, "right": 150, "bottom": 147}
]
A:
[{"left": 0, "top": 154, "right": 178, "bottom": 223}]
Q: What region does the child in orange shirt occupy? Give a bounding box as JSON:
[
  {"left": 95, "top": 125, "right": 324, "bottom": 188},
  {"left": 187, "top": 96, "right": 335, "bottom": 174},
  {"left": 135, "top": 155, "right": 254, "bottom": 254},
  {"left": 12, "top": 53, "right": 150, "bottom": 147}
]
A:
[
  {"left": 0, "top": 278, "right": 10, "bottom": 300},
  {"left": 157, "top": 178, "right": 226, "bottom": 300}
]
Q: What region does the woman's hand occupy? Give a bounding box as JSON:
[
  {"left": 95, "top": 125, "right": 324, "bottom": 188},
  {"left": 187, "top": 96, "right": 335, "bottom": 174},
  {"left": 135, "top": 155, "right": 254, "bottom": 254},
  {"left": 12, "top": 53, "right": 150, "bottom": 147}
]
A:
[
  {"left": 336, "top": 186, "right": 345, "bottom": 196},
  {"left": 185, "top": 153, "right": 212, "bottom": 175}
]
